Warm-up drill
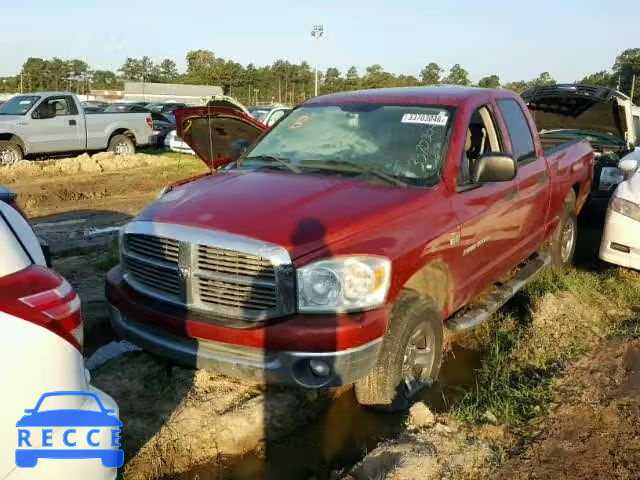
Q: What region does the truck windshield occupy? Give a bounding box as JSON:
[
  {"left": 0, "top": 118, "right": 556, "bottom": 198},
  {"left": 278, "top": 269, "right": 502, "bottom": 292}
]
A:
[
  {"left": 243, "top": 104, "right": 454, "bottom": 186},
  {"left": 0, "top": 95, "right": 40, "bottom": 115}
]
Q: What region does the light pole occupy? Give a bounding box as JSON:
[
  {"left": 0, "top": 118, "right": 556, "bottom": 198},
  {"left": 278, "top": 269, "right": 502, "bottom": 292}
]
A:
[{"left": 311, "top": 24, "right": 324, "bottom": 97}]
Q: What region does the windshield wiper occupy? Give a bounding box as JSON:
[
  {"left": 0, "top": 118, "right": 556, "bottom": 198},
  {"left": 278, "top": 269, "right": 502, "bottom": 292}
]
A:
[
  {"left": 242, "top": 155, "right": 302, "bottom": 174},
  {"left": 305, "top": 159, "right": 408, "bottom": 187}
]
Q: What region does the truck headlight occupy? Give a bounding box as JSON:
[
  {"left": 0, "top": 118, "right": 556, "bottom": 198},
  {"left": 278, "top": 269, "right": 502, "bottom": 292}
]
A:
[
  {"left": 297, "top": 256, "right": 391, "bottom": 313},
  {"left": 610, "top": 197, "right": 640, "bottom": 222}
]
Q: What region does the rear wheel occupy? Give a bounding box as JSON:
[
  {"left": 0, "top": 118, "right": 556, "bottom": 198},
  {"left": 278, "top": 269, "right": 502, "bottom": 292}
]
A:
[
  {"left": 0, "top": 141, "right": 23, "bottom": 165},
  {"left": 545, "top": 190, "right": 578, "bottom": 269},
  {"left": 108, "top": 134, "right": 135, "bottom": 155},
  {"left": 354, "top": 291, "right": 443, "bottom": 412}
]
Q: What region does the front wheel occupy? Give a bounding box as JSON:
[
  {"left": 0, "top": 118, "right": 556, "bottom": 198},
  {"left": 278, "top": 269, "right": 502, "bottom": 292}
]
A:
[
  {"left": 354, "top": 291, "right": 443, "bottom": 412},
  {"left": 108, "top": 134, "right": 135, "bottom": 155},
  {"left": 0, "top": 141, "right": 23, "bottom": 165}
]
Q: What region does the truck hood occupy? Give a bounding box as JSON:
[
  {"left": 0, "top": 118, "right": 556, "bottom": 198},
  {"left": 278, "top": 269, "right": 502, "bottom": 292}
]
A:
[
  {"left": 136, "top": 170, "right": 430, "bottom": 259},
  {"left": 0, "top": 115, "right": 23, "bottom": 123},
  {"left": 521, "top": 84, "right": 632, "bottom": 144},
  {"left": 174, "top": 106, "right": 266, "bottom": 170}
]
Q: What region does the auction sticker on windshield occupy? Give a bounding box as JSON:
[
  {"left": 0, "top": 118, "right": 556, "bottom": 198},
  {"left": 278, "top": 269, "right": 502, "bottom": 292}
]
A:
[{"left": 401, "top": 112, "right": 448, "bottom": 126}]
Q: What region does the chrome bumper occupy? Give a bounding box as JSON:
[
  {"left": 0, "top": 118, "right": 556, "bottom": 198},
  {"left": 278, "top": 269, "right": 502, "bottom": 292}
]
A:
[{"left": 108, "top": 303, "right": 381, "bottom": 388}]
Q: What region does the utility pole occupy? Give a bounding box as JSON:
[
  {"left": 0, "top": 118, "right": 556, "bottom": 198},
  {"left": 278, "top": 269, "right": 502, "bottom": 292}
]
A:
[
  {"left": 631, "top": 74, "right": 636, "bottom": 103},
  {"left": 20, "top": 73, "right": 23, "bottom": 93},
  {"left": 311, "top": 24, "right": 324, "bottom": 97}
]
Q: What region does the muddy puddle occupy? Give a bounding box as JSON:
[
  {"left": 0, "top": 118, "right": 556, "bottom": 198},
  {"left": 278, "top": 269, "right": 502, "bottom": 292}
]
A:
[{"left": 168, "top": 343, "right": 484, "bottom": 480}]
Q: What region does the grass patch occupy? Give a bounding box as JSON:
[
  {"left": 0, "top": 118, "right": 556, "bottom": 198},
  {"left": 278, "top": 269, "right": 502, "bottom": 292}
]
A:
[
  {"left": 97, "top": 243, "right": 119, "bottom": 272},
  {"left": 452, "top": 317, "right": 562, "bottom": 426},
  {"left": 451, "top": 264, "right": 640, "bottom": 427}
]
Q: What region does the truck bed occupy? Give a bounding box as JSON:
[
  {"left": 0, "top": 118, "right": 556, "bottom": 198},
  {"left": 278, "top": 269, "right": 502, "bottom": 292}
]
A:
[{"left": 545, "top": 139, "right": 594, "bottom": 216}]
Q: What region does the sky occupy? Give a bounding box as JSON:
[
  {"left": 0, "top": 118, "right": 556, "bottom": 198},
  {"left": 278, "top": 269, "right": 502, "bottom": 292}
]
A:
[{"left": 1, "top": 0, "right": 638, "bottom": 83}]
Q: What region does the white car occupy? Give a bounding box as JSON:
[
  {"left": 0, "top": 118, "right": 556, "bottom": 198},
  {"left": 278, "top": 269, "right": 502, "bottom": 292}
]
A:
[
  {"left": 248, "top": 105, "right": 292, "bottom": 127},
  {"left": 164, "top": 129, "right": 195, "bottom": 155},
  {"left": 599, "top": 152, "right": 640, "bottom": 270},
  {"left": 0, "top": 201, "right": 120, "bottom": 479}
]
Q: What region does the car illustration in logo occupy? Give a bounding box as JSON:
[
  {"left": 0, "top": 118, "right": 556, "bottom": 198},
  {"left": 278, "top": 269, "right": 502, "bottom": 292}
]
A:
[{"left": 15, "top": 391, "right": 124, "bottom": 468}]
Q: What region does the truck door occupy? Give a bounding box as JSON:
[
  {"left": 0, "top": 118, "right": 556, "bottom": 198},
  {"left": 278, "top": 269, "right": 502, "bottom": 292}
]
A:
[
  {"left": 450, "top": 105, "right": 522, "bottom": 302},
  {"left": 495, "top": 98, "right": 550, "bottom": 257},
  {"left": 29, "top": 96, "right": 83, "bottom": 153}
]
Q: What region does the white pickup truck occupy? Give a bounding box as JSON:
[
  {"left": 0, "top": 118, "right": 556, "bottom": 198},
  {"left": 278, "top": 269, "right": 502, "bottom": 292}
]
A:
[{"left": 0, "top": 92, "right": 153, "bottom": 165}]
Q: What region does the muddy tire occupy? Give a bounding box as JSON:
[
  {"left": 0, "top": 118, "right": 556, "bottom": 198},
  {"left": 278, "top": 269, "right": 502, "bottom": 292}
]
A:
[
  {"left": 354, "top": 291, "right": 443, "bottom": 412},
  {"left": 108, "top": 134, "right": 135, "bottom": 155},
  {"left": 0, "top": 141, "right": 23, "bottom": 166},
  {"left": 546, "top": 190, "right": 577, "bottom": 269}
]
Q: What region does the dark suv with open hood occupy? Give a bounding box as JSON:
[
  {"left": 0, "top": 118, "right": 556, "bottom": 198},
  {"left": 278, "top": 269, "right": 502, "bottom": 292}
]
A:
[{"left": 522, "top": 84, "right": 637, "bottom": 213}]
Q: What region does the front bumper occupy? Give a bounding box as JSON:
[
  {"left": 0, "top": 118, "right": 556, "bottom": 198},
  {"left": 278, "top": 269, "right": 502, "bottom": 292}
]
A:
[
  {"left": 106, "top": 267, "right": 386, "bottom": 388},
  {"left": 599, "top": 208, "right": 640, "bottom": 270},
  {"left": 109, "top": 303, "right": 381, "bottom": 387}
]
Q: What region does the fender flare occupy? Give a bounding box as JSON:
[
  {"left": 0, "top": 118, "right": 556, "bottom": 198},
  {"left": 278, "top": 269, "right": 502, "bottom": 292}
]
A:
[
  {"left": 401, "top": 259, "right": 453, "bottom": 317},
  {"left": 0, "top": 133, "right": 26, "bottom": 154}
]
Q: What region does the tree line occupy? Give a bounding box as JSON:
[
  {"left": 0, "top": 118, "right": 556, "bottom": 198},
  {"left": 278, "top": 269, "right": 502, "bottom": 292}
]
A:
[{"left": 1, "top": 48, "right": 638, "bottom": 105}]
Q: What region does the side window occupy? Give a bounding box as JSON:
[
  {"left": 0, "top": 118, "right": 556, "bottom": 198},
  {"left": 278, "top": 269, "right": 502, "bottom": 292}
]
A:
[
  {"left": 266, "top": 109, "right": 286, "bottom": 127},
  {"left": 33, "top": 97, "right": 77, "bottom": 117},
  {"left": 496, "top": 99, "right": 536, "bottom": 163},
  {"left": 458, "top": 105, "right": 504, "bottom": 186},
  {"left": 64, "top": 96, "right": 79, "bottom": 115},
  {"left": 633, "top": 115, "right": 640, "bottom": 147}
]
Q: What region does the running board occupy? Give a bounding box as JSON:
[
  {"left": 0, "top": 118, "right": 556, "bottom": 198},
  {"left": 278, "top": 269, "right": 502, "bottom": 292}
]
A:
[{"left": 446, "top": 253, "right": 551, "bottom": 332}]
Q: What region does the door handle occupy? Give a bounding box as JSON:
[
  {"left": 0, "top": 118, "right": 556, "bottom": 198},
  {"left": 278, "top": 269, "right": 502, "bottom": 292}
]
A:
[
  {"left": 537, "top": 172, "right": 549, "bottom": 184},
  {"left": 69, "top": 119, "right": 77, "bottom": 126}
]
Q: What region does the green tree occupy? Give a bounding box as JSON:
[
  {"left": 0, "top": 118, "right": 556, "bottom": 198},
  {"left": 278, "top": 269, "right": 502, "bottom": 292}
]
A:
[
  {"left": 580, "top": 70, "right": 615, "bottom": 88},
  {"left": 323, "top": 67, "right": 343, "bottom": 93},
  {"left": 345, "top": 66, "right": 360, "bottom": 90},
  {"left": 528, "top": 71, "right": 555, "bottom": 89},
  {"left": 91, "top": 70, "right": 122, "bottom": 90},
  {"left": 477, "top": 74, "right": 501, "bottom": 88},
  {"left": 158, "top": 59, "right": 179, "bottom": 82},
  {"left": 119, "top": 56, "right": 154, "bottom": 81},
  {"left": 442, "top": 64, "right": 470, "bottom": 85},
  {"left": 185, "top": 49, "right": 216, "bottom": 84},
  {"left": 420, "top": 63, "right": 443, "bottom": 85},
  {"left": 503, "top": 80, "right": 528, "bottom": 93},
  {"left": 613, "top": 48, "right": 640, "bottom": 99}
]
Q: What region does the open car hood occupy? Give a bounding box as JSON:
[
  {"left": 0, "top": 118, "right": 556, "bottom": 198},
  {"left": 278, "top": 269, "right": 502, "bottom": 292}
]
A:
[
  {"left": 521, "top": 84, "right": 633, "bottom": 145},
  {"left": 199, "top": 94, "right": 252, "bottom": 115},
  {"left": 174, "top": 106, "right": 266, "bottom": 169}
]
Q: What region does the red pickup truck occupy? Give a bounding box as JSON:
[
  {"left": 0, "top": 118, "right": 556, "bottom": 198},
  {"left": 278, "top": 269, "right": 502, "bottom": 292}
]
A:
[{"left": 106, "top": 87, "right": 593, "bottom": 410}]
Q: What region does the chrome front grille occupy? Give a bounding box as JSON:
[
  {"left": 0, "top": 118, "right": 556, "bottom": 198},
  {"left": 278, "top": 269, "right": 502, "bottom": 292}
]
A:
[
  {"left": 126, "top": 234, "right": 179, "bottom": 265},
  {"left": 197, "top": 245, "right": 275, "bottom": 280},
  {"left": 121, "top": 225, "right": 294, "bottom": 321},
  {"left": 125, "top": 255, "right": 181, "bottom": 298}
]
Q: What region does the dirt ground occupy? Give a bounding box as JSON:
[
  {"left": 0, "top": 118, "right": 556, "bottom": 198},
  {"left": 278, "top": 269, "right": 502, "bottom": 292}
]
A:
[
  {"left": 0, "top": 151, "right": 207, "bottom": 218},
  {"left": 496, "top": 339, "right": 640, "bottom": 480},
  {"left": 8, "top": 152, "right": 640, "bottom": 480}
]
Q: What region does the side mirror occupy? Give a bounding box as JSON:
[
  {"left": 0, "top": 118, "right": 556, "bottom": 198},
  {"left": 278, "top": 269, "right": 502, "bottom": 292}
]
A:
[
  {"left": 619, "top": 158, "right": 638, "bottom": 179},
  {"left": 472, "top": 153, "right": 518, "bottom": 183}
]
